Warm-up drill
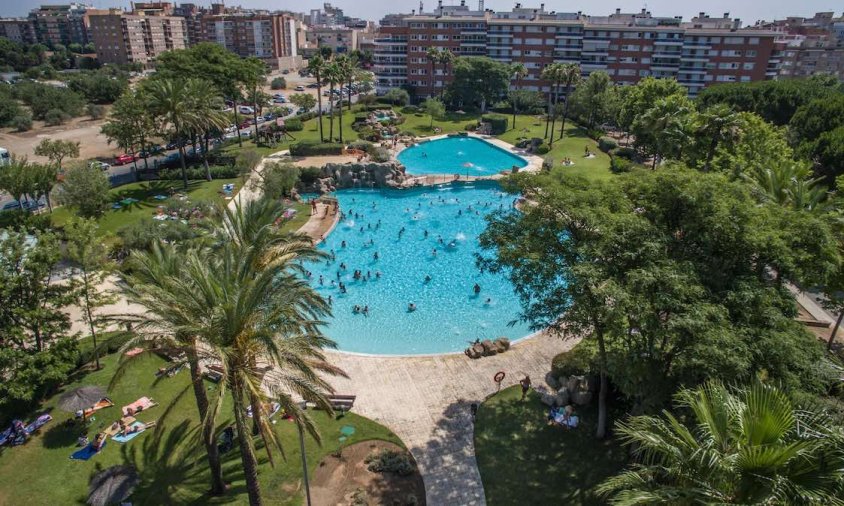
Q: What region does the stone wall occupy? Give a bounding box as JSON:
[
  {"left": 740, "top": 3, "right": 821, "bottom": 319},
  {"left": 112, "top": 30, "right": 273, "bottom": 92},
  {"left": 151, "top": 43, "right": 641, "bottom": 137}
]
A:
[{"left": 298, "top": 162, "right": 408, "bottom": 194}]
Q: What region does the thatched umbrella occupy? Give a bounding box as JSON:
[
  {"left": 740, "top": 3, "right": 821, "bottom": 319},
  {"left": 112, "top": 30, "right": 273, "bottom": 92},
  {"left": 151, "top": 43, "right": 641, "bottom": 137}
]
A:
[
  {"left": 87, "top": 465, "right": 139, "bottom": 506},
  {"left": 58, "top": 385, "right": 106, "bottom": 420}
]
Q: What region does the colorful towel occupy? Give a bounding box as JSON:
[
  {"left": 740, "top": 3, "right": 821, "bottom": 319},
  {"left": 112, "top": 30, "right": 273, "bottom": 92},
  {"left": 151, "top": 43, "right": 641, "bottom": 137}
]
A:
[
  {"left": 124, "top": 347, "right": 144, "bottom": 357},
  {"left": 24, "top": 414, "right": 52, "bottom": 434},
  {"left": 70, "top": 442, "right": 106, "bottom": 461},
  {"left": 121, "top": 397, "right": 157, "bottom": 416},
  {"left": 83, "top": 398, "right": 114, "bottom": 417},
  {"left": 0, "top": 427, "right": 11, "bottom": 446},
  {"left": 112, "top": 422, "right": 146, "bottom": 443}
]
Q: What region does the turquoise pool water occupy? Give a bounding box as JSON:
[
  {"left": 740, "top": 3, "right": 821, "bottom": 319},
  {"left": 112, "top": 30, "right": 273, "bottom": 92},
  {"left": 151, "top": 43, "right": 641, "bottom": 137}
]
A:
[
  {"left": 305, "top": 181, "right": 532, "bottom": 355},
  {"left": 397, "top": 137, "right": 528, "bottom": 176}
]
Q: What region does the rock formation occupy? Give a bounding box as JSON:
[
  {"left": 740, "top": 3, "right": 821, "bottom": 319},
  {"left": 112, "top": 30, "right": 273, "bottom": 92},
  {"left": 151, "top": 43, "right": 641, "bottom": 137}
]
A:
[{"left": 297, "top": 162, "right": 408, "bottom": 194}]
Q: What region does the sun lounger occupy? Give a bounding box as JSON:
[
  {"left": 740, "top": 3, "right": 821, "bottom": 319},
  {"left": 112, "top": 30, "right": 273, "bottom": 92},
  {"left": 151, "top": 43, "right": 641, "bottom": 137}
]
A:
[
  {"left": 327, "top": 394, "right": 356, "bottom": 412},
  {"left": 203, "top": 364, "right": 224, "bottom": 383},
  {"left": 70, "top": 441, "right": 106, "bottom": 460},
  {"left": 24, "top": 414, "right": 52, "bottom": 434},
  {"left": 121, "top": 397, "right": 158, "bottom": 416},
  {"left": 83, "top": 398, "right": 114, "bottom": 417}
]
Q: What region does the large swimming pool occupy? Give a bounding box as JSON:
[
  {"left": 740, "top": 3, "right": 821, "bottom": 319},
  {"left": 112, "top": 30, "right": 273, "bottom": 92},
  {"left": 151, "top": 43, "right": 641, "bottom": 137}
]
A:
[
  {"left": 397, "top": 136, "right": 528, "bottom": 176},
  {"left": 306, "top": 181, "right": 532, "bottom": 355}
]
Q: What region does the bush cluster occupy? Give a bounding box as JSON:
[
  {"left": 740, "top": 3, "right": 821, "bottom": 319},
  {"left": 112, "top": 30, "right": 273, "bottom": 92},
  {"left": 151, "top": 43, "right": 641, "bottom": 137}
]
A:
[
  {"left": 610, "top": 156, "right": 633, "bottom": 173},
  {"left": 284, "top": 117, "right": 303, "bottom": 131},
  {"left": 481, "top": 114, "right": 509, "bottom": 135},
  {"left": 598, "top": 137, "right": 618, "bottom": 152},
  {"left": 158, "top": 165, "right": 239, "bottom": 180},
  {"left": 535, "top": 143, "right": 551, "bottom": 155},
  {"left": 270, "top": 77, "right": 286, "bottom": 90},
  {"left": 289, "top": 141, "right": 344, "bottom": 156},
  {"left": 551, "top": 342, "right": 596, "bottom": 378},
  {"left": 365, "top": 449, "right": 415, "bottom": 476}
]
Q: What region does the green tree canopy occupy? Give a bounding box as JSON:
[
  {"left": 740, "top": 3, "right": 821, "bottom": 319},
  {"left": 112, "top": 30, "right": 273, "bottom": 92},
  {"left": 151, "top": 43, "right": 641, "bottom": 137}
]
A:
[
  {"left": 446, "top": 56, "right": 511, "bottom": 112},
  {"left": 55, "top": 162, "right": 111, "bottom": 218}
]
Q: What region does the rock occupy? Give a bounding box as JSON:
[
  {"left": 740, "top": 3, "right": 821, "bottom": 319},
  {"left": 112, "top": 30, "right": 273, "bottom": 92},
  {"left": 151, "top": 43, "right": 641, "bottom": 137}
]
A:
[
  {"left": 465, "top": 346, "right": 482, "bottom": 359},
  {"left": 556, "top": 387, "right": 570, "bottom": 406},
  {"left": 492, "top": 339, "right": 507, "bottom": 354},
  {"left": 545, "top": 372, "right": 559, "bottom": 390},
  {"left": 571, "top": 390, "right": 593, "bottom": 406},
  {"left": 497, "top": 337, "right": 510, "bottom": 350},
  {"left": 480, "top": 339, "right": 497, "bottom": 356},
  {"left": 471, "top": 343, "right": 484, "bottom": 357},
  {"left": 540, "top": 392, "right": 557, "bottom": 407}
]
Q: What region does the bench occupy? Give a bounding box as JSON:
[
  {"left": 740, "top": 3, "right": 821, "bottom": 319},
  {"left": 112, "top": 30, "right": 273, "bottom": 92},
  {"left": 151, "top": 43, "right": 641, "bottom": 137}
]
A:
[
  {"left": 327, "top": 394, "right": 356, "bottom": 412},
  {"left": 203, "top": 364, "right": 224, "bottom": 383}
]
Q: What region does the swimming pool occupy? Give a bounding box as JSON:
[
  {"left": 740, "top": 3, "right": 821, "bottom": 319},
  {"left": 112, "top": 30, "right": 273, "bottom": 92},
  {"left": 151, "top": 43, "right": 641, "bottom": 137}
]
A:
[
  {"left": 305, "top": 181, "right": 532, "bottom": 355},
  {"left": 397, "top": 136, "right": 528, "bottom": 176}
]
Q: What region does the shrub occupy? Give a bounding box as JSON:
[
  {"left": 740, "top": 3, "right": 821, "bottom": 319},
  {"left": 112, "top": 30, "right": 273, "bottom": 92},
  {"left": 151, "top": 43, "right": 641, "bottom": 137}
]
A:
[
  {"left": 289, "top": 141, "right": 343, "bottom": 156},
  {"left": 12, "top": 114, "right": 32, "bottom": 131},
  {"left": 585, "top": 128, "right": 603, "bottom": 140},
  {"left": 298, "top": 166, "right": 322, "bottom": 185},
  {"left": 613, "top": 146, "right": 636, "bottom": 160},
  {"left": 464, "top": 123, "right": 477, "bottom": 131},
  {"left": 296, "top": 111, "right": 316, "bottom": 122},
  {"left": 551, "top": 342, "right": 596, "bottom": 379},
  {"left": 370, "top": 147, "right": 390, "bottom": 163},
  {"left": 598, "top": 137, "right": 617, "bottom": 152},
  {"left": 365, "top": 449, "right": 414, "bottom": 476},
  {"left": 270, "top": 77, "right": 286, "bottom": 90},
  {"left": 535, "top": 143, "right": 550, "bottom": 155},
  {"left": 87, "top": 103, "right": 106, "bottom": 119},
  {"left": 348, "top": 140, "right": 373, "bottom": 152},
  {"left": 481, "top": 114, "right": 508, "bottom": 135},
  {"left": 284, "top": 117, "right": 303, "bottom": 131},
  {"left": 542, "top": 156, "right": 554, "bottom": 170},
  {"left": 401, "top": 105, "right": 419, "bottom": 114},
  {"left": 44, "top": 108, "right": 70, "bottom": 126},
  {"left": 158, "top": 165, "right": 239, "bottom": 180},
  {"left": 610, "top": 156, "right": 633, "bottom": 173}
]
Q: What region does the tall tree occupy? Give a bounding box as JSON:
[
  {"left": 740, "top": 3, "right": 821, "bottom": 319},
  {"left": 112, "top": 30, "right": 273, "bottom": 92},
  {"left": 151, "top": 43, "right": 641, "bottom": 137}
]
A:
[
  {"left": 29, "top": 162, "right": 59, "bottom": 212},
  {"left": 307, "top": 55, "right": 327, "bottom": 142},
  {"left": 557, "top": 63, "right": 581, "bottom": 141},
  {"left": 569, "top": 70, "right": 615, "bottom": 130},
  {"left": 55, "top": 162, "right": 111, "bottom": 219},
  {"left": 426, "top": 47, "right": 441, "bottom": 98},
  {"left": 540, "top": 63, "right": 561, "bottom": 140},
  {"left": 438, "top": 49, "right": 455, "bottom": 100},
  {"left": 421, "top": 98, "right": 445, "bottom": 128},
  {"left": 102, "top": 89, "right": 157, "bottom": 177},
  {"left": 64, "top": 217, "right": 116, "bottom": 370},
  {"left": 324, "top": 60, "right": 342, "bottom": 143},
  {"left": 633, "top": 94, "right": 695, "bottom": 168},
  {"left": 34, "top": 138, "right": 79, "bottom": 174},
  {"left": 598, "top": 381, "right": 844, "bottom": 505},
  {"left": 694, "top": 103, "right": 741, "bottom": 172},
  {"left": 447, "top": 56, "right": 511, "bottom": 112},
  {"left": 509, "top": 63, "right": 528, "bottom": 130}
]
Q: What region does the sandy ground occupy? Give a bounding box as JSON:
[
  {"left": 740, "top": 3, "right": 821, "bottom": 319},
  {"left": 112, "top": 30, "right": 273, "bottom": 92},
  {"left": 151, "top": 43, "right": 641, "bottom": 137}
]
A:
[
  {"left": 291, "top": 154, "right": 358, "bottom": 167},
  {"left": 311, "top": 440, "right": 426, "bottom": 506},
  {"left": 0, "top": 114, "right": 117, "bottom": 162}
]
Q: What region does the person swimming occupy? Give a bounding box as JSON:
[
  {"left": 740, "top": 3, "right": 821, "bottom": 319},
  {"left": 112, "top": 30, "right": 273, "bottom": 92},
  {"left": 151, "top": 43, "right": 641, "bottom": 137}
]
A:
[
  {"left": 424, "top": 230, "right": 429, "bottom": 238},
  {"left": 328, "top": 295, "right": 333, "bottom": 304},
  {"left": 340, "top": 262, "right": 347, "bottom": 270},
  {"left": 484, "top": 298, "right": 491, "bottom": 305},
  {"left": 353, "top": 305, "right": 360, "bottom": 314},
  {"left": 432, "top": 248, "right": 437, "bottom": 257},
  {"left": 341, "top": 240, "right": 347, "bottom": 248},
  {"left": 373, "top": 251, "right": 379, "bottom": 260},
  {"left": 319, "top": 275, "right": 324, "bottom": 286},
  {"left": 425, "top": 275, "right": 431, "bottom": 283},
  {"left": 408, "top": 303, "right": 417, "bottom": 312},
  {"left": 375, "top": 271, "right": 381, "bottom": 279},
  {"left": 363, "top": 305, "right": 369, "bottom": 315},
  {"left": 474, "top": 283, "right": 481, "bottom": 294}
]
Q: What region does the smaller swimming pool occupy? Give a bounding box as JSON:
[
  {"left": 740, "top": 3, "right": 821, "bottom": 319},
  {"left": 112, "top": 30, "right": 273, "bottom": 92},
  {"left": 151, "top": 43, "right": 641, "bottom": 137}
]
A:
[{"left": 398, "top": 136, "right": 528, "bottom": 176}]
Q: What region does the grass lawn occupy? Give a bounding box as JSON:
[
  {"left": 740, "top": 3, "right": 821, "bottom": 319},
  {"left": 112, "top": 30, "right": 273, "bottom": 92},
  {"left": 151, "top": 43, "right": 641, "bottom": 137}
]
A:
[
  {"left": 50, "top": 178, "right": 240, "bottom": 235},
  {"left": 0, "top": 345, "right": 402, "bottom": 505},
  {"left": 278, "top": 201, "right": 312, "bottom": 233},
  {"left": 498, "top": 118, "right": 613, "bottom": 181},
  {"left": 474, "top": 386, "right": 627, "bottom": 506}
]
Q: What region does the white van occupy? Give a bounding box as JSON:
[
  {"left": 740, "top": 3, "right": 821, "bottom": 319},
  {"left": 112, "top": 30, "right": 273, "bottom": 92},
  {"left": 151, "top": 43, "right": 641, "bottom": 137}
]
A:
[
  {"left": 238, "top": 105, "right": 255, "bottom": 115},
  {"left": 0, "top": 147, "right": 9, "bottom": 167}
]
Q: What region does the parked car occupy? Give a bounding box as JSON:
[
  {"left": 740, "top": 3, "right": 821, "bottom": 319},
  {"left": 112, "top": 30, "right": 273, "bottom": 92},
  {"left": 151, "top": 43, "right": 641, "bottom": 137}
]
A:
[
  {"left": 165, "top": 140, "right": 181, "bottom": 150},
  {"left": 306, "top": 83, "right": 319, "bottom": 88},
  {"left": 237, "top": 105, "right": 255, "bottom": 114},
  {"left": 225, "top": 125, "right": 238, "bottom": 133},
  {"left": 114, "top": 153, "right": 137, "bottom": 165},
  {"left": 273, "top": 97, "right": 287, "bottom": 104},
  {"left": 89, "top": 161, "right": 111, "bottom": 171},
  {"left": 2, "top": 201, "right": 21, "bottom": 210},
  {"left": 294, "top": 85, "right": 305, "bottom": 91},
  {"left": 239, "top": 121, "right": 251, "bottom": 129},
  {"left": 263, "top": 112, "right": 275, "bottom": 121}
]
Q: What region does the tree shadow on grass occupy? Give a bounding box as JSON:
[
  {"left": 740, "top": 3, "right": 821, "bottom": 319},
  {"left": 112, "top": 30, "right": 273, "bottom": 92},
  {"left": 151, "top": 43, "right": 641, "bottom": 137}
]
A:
[
  {"left": 41, "top": 416, "right": 82, "bottom": 449},
  {"left": 118, "top": 419, "right": 247, "bottom": 505},
  {"left": 472, "top": 387, "right": 627, "bottom": 506}
]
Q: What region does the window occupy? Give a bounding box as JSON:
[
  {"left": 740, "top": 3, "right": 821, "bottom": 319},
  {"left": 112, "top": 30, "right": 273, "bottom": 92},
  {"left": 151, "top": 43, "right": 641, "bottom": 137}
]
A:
[
  {"left": 617, "top": 68, "right": 635, "bottom": 76},
  {"left": 721, "top": 50, "right": 742, "bottom": 57},
  {"left": 621, "top": 44, "right": 640, "bottom": 51},
  {"left": 740, "top": 75, "right": 751, "bottom": 81},
  {"left": 742, "top": 62, "right": 755, "bottom": 70},
  {"left": 724, "top": 37, "right": 744, "bottom": 45},
  {"left": 746, "top": 50, "right": 757, "bottom": 57},
  {"left": 748, "top": 37, "right": 759, "bottom": 45},
  {"left": 716, "top": 75, "right": 737, "bottom": 82},
  {"left": 718, "top": 62, "right": 739, "bottom": 69}
]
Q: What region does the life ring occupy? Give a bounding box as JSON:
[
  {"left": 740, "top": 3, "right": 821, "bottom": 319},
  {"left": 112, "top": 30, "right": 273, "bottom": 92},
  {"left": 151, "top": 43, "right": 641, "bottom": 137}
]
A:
[{"left": 493, "top": 371, "right": 506, "bottom": 384}]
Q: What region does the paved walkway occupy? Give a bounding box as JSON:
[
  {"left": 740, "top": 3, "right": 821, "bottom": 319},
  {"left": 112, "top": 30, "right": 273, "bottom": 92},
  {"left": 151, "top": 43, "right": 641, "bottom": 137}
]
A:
[{"left": 323, "top": 333, "right": 572, "bottom": 505}]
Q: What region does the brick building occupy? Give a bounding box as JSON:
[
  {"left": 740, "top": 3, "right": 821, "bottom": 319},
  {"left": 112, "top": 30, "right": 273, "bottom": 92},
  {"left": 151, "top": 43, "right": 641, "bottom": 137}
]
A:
[
  {"left": 374, "top": 4, "right": 782, "bottom": 98},
  {"left": 88, "top": 10, "right": 187, "bottom": 66},
  {"left": 199, "top": 12, "right": 301, "bottom": 69},
  {"left": 0, "top": 18, "right": 39, "bottom": 45},
  {"left": 28, "top": 3, "right": 101, "bottom": 47}
]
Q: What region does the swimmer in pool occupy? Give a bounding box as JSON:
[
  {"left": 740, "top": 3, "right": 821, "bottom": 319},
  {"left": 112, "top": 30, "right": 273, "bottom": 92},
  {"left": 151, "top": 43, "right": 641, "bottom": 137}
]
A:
[
  {"left": 374, "top": 251, "right": 379, "bottom": 260},
  {"left": 408, "top": 303, "right": 417, "bottom": 312},
  {"left": 341, "top": 240, "right": 347, "bottom": 248},
  {"left": 474, "top": 283, "right": 481, "bottom": 294},
  {"left": 432, "top": 248, "right": 437, "bottom": 257},
  {"left": 319, "top": 275, "right": 324, "bottom": 286},
  {"left": 484, "top": 298, "right": 491, "bottom": 305},
  {"left": 424, "top": 230, "right": 429, "bottom": 238},
  {"left": 376, "top": 271, "right": 382, "bottom": 279},
  {"left": 425, "top": 275, "right": 431, "bottom": 283},
  {"left": 328, "top": 295, "right": 333, "bottom": 304}
]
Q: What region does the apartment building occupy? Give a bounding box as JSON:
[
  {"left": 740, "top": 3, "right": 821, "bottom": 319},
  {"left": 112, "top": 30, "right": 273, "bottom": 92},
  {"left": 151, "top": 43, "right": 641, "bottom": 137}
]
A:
[
  {"left": 374, "top": 4, "right": 780, "bottom": 98},
  {"left": 88, "top": 10, "right": 187, "bottom": 66},
  {"left": 755, "top": 12, "right": 844, "bottom": 81},
  {"left": 200, "top": 12, "right": 301, "bottom": 69},
  {"left": 28, "top": 3, "right": 101, "bottom": 47},
  {"left": 0, "top": 18, "right": 39, "bottom": 45},
  {"left": 302, "top": 26, "right": 361, "bottom": 56}
]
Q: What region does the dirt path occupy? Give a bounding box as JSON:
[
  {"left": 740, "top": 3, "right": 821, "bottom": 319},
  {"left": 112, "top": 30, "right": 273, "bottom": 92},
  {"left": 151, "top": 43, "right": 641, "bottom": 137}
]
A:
[
  {"left": 0, "top": 115, "right": 116, "bottom": 161},
  {"left": 311, "top": 440, "right": 426, "bottom": 506}
]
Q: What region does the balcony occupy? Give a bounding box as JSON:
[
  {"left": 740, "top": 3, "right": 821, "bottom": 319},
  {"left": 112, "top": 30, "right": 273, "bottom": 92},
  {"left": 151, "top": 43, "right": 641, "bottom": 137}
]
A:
[{"left": 654, "top": 39, "right": 683, "bottom": 45}]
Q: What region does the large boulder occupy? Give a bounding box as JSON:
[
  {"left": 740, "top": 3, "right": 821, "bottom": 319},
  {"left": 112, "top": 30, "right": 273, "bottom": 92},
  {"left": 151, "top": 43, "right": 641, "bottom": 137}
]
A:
[
  {"left": 540, "top": 392, "right": 557, "bottom": 407},
  {"left": 545, "top": 372, "right": 559, "bottom": 390},
  {"left": 465, "top": 343, "right": 484, "bottom": 359},
  {"left": 556, "top": 387, "right": 570, "bottom": 406},
  {"left": 571, "top": 390, "right": 593, "bottom": 406},
  {"left": 480, "top": 339, "right": 497, "bottom": 356}
]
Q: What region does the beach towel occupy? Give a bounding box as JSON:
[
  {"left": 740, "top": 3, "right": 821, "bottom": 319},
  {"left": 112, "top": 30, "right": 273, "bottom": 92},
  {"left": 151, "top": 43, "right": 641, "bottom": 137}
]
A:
[
  {"left": 124, "top": 347, "right": 144, "bottom": 357},
  {"left": 24, "top": 414, "right": 52, "bottom": 434},
  {"left": 121, "top": 397, "right": 157, "bottom": 416},
  {"left": 83, "top": 398, "right": 114, "bottom": 417},
  {"left": 70, "top": 441, "right": 106, "bottom": 461},
  {"left": 0, "top": 427, "right": 12, "bottom": 446},
  {"left": 112, "top": 422, "right": 147, "bottom": 443}
]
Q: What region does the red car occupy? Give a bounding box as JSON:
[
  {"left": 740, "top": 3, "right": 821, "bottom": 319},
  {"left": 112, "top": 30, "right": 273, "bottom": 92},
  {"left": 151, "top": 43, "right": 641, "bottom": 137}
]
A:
[
  {"left": 239, "top": 121, "right": 251, "bottom": 129},
  {"left": 114, "top": 153, "right": 137, "bottom": 165}
]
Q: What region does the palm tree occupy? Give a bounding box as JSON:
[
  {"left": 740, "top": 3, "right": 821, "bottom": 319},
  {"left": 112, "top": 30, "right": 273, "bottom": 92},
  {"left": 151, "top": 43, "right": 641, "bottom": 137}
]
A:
[
  {"left": 438, "top": 49, "right": 455, "bottom": 100},
  {"left": 196, "top": 201, "right": 344, "bottom": 506},
  {"left": 637, "top": 95, "right": 694, "bottom": 168},
  {"left": 742, "top": 160, "right": 832, "bottom": 212},
  {"left": 334, "top": 55, "right": 355, "bottom": 144},
  {"left": 509, "top": 63, "right": 528, "bottom": 130},
  {"left": 185, "top": 80, "right": 229, "bottom": 181},
  {"left": 118, "top": 243, "right": 227, "bottom": 496},
  {"left": 307, "top": 55, "right": 327, "bottom": 142},
  {"left": 324, "top": 61, "right": 342, "bottom": 143},
  {"left": 342, "top": 53, "right": 359, "bottom": 111},
  {"left": 426, "top": 47, "right": 440, "bottom": 98},
  {"left": 145, "top": 78, "right": 201, "bottom": 190},
  {"left": 557, "top": 63, "right": 581, "bottom": 140},
  {"left": 598, "top": 381, "right": 844, "bottom": 505},
  {"left": 541, "top": 63, "right": 561, "bottom": 141},
  {"left": 696, "top": 104, "right": 741, "bottom": 172}
]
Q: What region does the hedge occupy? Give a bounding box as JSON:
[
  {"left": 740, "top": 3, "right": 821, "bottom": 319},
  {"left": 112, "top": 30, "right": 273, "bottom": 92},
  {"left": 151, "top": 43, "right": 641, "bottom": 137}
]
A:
[
  {"left": 610, "top": 156, "right": 633, "bottom": 173},
  {"left": 481, "top": 114, "right": 508, "bottom": 135},
  {"left": 158, "top": 165, "right": 239, "bottom": 180},
  {"left": 598, "top": 137, "right": 617, "bottom": 152},
  {"left": 289, "top": 141, "right": 344, "bottom": 156},
  {"left": 612, "top": 146, "right": 637, "bottom": 160},
  {"left": 284, "top": 117, "right": 303, "bottom": 131},
  {"left": 535, "top": 143, "right": 551, "bottom": 155}
]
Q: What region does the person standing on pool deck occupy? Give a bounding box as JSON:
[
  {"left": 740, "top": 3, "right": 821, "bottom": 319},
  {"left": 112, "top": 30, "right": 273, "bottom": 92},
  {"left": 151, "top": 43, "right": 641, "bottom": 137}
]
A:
[{"left": 520, "top": 375, "right": 532, "bottom": 400}]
